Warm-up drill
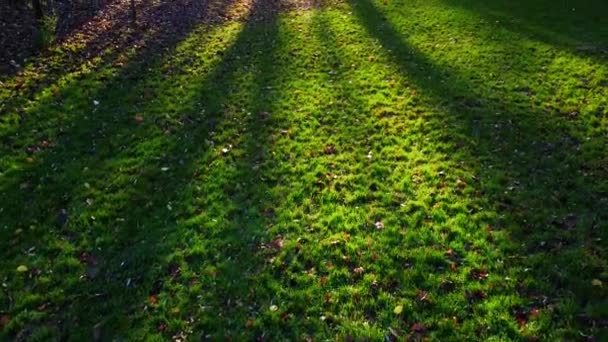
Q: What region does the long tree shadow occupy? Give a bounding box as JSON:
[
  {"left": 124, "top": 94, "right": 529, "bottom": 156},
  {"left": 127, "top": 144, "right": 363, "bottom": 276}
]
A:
[
  {"left": 0, "top": 0, "right": 241, "bottom": 132},
  {"left": 347, "top": 0, "right": 607, "bottom": 338},
  {"left": 0, "top": 0, "right": 288, "bottom": 339},
  {"left": 439, "top": 0, "right": 608, "bottom": 59}
]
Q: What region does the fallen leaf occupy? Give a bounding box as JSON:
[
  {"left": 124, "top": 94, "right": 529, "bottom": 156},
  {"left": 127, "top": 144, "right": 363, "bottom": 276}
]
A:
[
  {"left": 261, "top": 208, "right": 275, "bottom": 218},
  {"left": 323, "top": 145, "right": 337, "bottom": 155},
  {"left": 444, "top": 249, "right": 457, "bottom": 260},
  {"left": 16, "top": 265, "right": 28, "bottom": 273},
  {"left": 167, "top": 263, "right": 181, "bottom": 279},
  {"left": 324, "top": 292, "right": 331, "bottom": 303},
  {"left": 410, "top": 322, "right": 426, "bottom": 333},
  {"left": 416, "top": 290, "right": 429, "bottom": 302},
  {"left": 245, "top": 318, "right": 255, "bottom": 328},
  {"left": 465, "top": 289, "right": 487, "bottom": 302},
  {"left": 456, "top": 178, "right": 467, "bottom": 189},
  {"left": 530, "top": 308, "right": 541, "bottom": 318},
  {"left": 374, "top": 221, "right": 384, "bottom": 230},
  {"left": 469, "top": 268, "right": 489, "bottom": 280},
  {"left": 592, "top": 279, "right": 603, "bottom": 287},
  {"left": 0, "top": 315, "right": 10, "bottom": 330},
  {"left": 148, "top": 295, "right": 158, "bottom": 305},
  {"left": 515, "top": 310, "right": 528, "bottom": 327},
  {"left": 393, "top": 305, "right": 403, "bottom": 315},
  {"left": 134, "top": 114, "right": 144, "bottom": 123},
  {"left": 269, "top": 305, "right": 278, "bottom": 312},
  {"left": 353, "top": 266, "right": 365, "bottom": 275},
  {"left": 320, "top": 276, "right": 328, "bottom": 286},
  {"left": 270, "top": 236, "right": 284, "bottom": 250}
]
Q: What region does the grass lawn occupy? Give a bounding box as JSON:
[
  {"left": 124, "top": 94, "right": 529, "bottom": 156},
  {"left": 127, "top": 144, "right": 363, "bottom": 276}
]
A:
[{"left": 1, "top": 0, "right": 607, "bottom": 340}]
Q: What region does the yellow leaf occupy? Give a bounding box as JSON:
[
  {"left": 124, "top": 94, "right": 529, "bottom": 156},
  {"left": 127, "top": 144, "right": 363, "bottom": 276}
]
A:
[
  {"left": 592, "top": 279, "right": 603, "bottom": 287},
  {"left": 16, "top": 265, "right": 28, "bottom": 273},
  {"left": 393, "top": 305, "right": 403, "bottom": 315}
]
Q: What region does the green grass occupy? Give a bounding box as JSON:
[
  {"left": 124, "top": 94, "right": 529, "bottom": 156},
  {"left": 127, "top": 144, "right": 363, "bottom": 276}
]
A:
[{"left": 1, "top": 0, "right": 607, "bottom": 340}]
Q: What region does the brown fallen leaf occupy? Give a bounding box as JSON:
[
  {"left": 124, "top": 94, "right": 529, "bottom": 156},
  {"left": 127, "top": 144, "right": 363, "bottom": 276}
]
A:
[
  {"left": 465, "top": 289, "right": 487, "bottom": 302},
  {"left": 515, "top": 310, "right": 528, "bottom": 327},
  {"left": 270, "top": 235, "right": 285, "bottom": 250},
  {"left": 51, "top": 85, "right": 60, "bottom": 97},
  {"left": 456, "top": 178, "right": 467, "bottom": 189},
  {"left": 530, "top": 308, "right": 541, "bottom": 318},
  {"left": 469, "top": 268, "right": 489, "bottom": 280},
  {"left": 410, "top": 322, "right": 426, "bottom": 333},
  {"left": 167, "top": 263, "right": 181, "bottom": 280},
  {"left": 416, "top": 290, "right": 429, "bottom": 302},
  {"left": 323, "top": 144, "right": 337, "bottom": 155},
  {"left": 444, "top": 249, "right": 457, "bottom": 260},
  {"left": 0, "top": 315, "right": 10, "bottom": 330},
  {"left": 261, "top": 207, "right": 275, "bottom": 218}
]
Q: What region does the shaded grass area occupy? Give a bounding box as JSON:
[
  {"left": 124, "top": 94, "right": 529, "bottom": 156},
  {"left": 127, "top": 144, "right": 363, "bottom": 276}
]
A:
[{"left": 1, "top": 0, "right": 607, "bottom": 340}]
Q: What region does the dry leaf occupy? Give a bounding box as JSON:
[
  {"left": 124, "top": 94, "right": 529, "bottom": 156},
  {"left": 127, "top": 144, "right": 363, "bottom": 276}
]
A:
[{"left": 0, "top": 314, "right": 11, "bottom": 330}]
